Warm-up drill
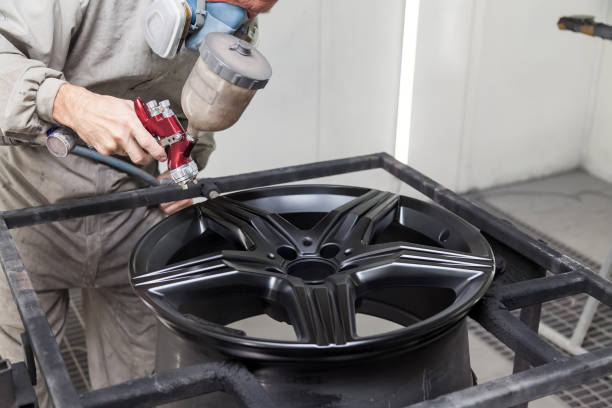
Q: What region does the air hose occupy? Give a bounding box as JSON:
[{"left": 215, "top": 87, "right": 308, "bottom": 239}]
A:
[
  {"left": 0, "top": 129, "right": 160, "bottom": 187},
  {"left": 71, "top": 145, "right": 160, "bottom": 187}
]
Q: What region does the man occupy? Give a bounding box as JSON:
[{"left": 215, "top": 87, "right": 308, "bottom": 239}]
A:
[{"left": 0, "top": 1, "right": 277, "bottom": 406}]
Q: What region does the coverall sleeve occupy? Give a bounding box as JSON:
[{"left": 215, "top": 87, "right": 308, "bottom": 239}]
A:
[{"left": 0, "top": 1, "right": 87, "bottom": 140}]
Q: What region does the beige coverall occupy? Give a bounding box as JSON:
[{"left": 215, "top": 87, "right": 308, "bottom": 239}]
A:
[{"left": 0, "top": 1, "right": 216, "bottom": 406}]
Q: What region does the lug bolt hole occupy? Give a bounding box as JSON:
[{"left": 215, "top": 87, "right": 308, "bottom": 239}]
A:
[
  {"left": 277, "top": 246, "right": 298, "bottom": 261},
  {"left": 320, "top": 243, "right": 340, "bottom": 259},
  {"left": 439, "top": 229, "right": 451, "bottom": 243},
  {"left": 302, "top": 237, "right": 313, "bottom": 247}
]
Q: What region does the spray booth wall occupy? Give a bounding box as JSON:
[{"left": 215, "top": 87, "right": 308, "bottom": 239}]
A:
[
  {"left": 408, "top": 0, "right": 611, "bottom": 193},
  {"left": 585, "top": 3, "right": 612, "bottom": 184},
  {"left": 203, "top": 1, "right": 611, "bottom": 193}
]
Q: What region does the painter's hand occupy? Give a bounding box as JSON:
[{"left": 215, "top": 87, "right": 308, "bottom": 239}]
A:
[
  {"left": 157, "top": 172, "right": 194, "bottom": 215},
  {"left": 52, "top": 83, "right": 167, "bottom": 165}
]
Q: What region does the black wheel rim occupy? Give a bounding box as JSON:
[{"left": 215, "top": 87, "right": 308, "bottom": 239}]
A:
[{"left": 130, "top": 185, "right": 495, "bottom": 360}]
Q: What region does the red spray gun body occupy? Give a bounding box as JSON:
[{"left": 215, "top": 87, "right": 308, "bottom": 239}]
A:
[{"left": 133, "top": 98, "right": 198, "bottom": 185}]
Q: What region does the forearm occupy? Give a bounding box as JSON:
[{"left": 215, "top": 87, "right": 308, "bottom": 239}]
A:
[{"left": 52, "top": 83, "right": 90, "bottom": 130}]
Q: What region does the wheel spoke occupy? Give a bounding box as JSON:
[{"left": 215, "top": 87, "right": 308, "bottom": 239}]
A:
[
  {"left": 132, "top": 250, "right": 281, "bottom": 293},
  {"left": 311, "top": 190, "right": 399, "bottom": 247},
  {"left": 347, "top": 243, "right": 493, "bottom": 293},
  {"left": 282, "top": 275, "right": 357, "bottom": 345},
  {"left": 132, "top": 252, "right": 229, "bottom": 289},
  {"left": 201, "top": 197, "right": 300, "bottom": 252},
  {"left": 347, "top": 242, "right": 492, "bottom": 268}
]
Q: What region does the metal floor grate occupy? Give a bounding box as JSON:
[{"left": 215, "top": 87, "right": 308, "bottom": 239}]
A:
[
  {"left": 59, "top": 290, "right": 90, "bottom": 394},
  {"left": 470, "top": 197, "right": 612, "bottom": 408}
]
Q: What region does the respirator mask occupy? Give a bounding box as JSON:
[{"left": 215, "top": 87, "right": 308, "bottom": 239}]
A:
[{"left": 143, "top": 0, "right": 257, "bottom": 58}]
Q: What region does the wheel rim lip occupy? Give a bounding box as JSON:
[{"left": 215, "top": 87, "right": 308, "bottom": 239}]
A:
[{"left": 130, "top": 184, "right": 495, "bottom": 360}]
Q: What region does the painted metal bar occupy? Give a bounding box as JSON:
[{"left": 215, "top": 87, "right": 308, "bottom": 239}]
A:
[
  {"left": 0, "top": 217, "right": 81, "bottom": 408},
  {"left": 405, "top": 346, "right": 612, "bottom": 408},
  {"left": 571, "top": 248, "right": 612, "bottom": 346},
  {"left": 0, "top": 154, "right": 382, "bottom": 230},
  {"left": 1, "top": 182, "right": 207, "bottom": 230},
  {"left": 211, "top": 152, "right": 382, "bottom": 193},
  {"left": 498, "top": 272, "right": 586, "bottom": 310},
  {"left": 584, "top": 268, "right": 612, "bottom": 306},
  {"left": 470, "top": 298, "right": 563, "bottom": 366},
  {"left": 511, "top": 265, "right": 546, "bottom": 408},
  {"left": 511, "top": 303, "right": 543, "bottom": 408},
  {"left": 80, "top": 362, "right": 275, "bottom": 408}
]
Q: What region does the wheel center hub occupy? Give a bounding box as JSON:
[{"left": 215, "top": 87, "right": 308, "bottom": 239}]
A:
[{"left": 287, "top": 259, "right": 336, "bottom": 284}]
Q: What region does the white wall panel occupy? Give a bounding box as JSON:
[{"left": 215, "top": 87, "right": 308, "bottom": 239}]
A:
[
  {"left": 318, "top": 1, "right": 404, "bottom": 160},
  {"left": 459, "top": 0, "right": 605, "bottom": 191},
  {"left": 406, "top": 0, "right": 476, "bottom": 191},
  {"left": 203, "top": 0, "right": 322, "bottom": 177},
  {"left": 584, "top": 6, "right": 612, "bottom": 184},
  {"left": 408, "top": 0, "right": 607, "bottom": 192}
]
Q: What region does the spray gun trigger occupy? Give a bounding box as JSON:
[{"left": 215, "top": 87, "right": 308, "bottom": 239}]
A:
[{"left": 158, "top": 133, "right": 184, "bottom": 147}]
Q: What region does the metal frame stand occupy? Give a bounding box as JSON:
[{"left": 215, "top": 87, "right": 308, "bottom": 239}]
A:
[
  {"left": 1, "top": 152, "right": 612, "bottom": 408},
  {"left": 538, "top": 248, "right": 612, "bottom": 356}
]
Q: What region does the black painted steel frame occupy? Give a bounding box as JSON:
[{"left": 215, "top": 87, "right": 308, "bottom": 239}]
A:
[{"left": 1, "top": 152, "right": 611, "bottom": 408}]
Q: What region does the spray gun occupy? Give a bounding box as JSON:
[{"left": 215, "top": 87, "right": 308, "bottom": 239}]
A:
[
  {"left": 42, "top": 32, "right": 271, "bottom": 187},
  {"left": 133, "top": 98, "right": 198, "bottom": 185},
  {"left": 134, "top": 32, "right": 272, "bottom": 186}
]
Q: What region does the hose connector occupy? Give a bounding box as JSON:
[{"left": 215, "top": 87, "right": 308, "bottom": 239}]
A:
[{"left": 46, "top": 127, "right": 76, "bottom": 158}]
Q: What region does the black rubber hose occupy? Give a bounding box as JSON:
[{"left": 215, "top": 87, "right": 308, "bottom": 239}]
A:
[{"left": 72, "top": 145, "right": 159, "bottom": 187}]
